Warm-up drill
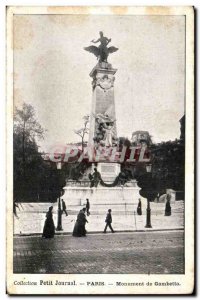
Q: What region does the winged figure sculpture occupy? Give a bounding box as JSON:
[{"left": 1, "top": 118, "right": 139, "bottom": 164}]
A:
[{"left": 84, "top": 31, "right": 118, "bottom": 63}]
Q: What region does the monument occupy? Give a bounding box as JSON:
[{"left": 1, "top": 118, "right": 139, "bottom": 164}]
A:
[
  {"left": 63, "top": 32, "right": 142, "bottom": 212},
  {"left": 85, "top": 32, "right": 120, "bottom": 183}
]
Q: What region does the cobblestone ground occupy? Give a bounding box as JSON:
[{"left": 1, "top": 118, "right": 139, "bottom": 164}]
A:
[{"left": 14, "top": 230, "right": 184, "bottom": 274}]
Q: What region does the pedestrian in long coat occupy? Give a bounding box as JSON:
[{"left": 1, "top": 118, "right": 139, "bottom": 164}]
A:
[
  {"left": 42, "top": 206, "right": 55, "bottom": 238},
  {"left": 165, "top": 195, "right": 171, "bottom": 216},
  {"left": 137, "top": 198, "right": 142, "bottom": 215},
  {"left": 86, "top": 199, "right": 90, "bottom": 216},
  {"left": 73, "top": 208, "right": 88, "bottom": 237}
]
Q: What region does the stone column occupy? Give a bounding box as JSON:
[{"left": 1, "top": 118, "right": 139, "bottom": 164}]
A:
[
  {"left": 88, "top": 62, "right": 120, "bottom": 183},
  {"left": 89, "top": 62, "right": 117, "bottom": 146}
]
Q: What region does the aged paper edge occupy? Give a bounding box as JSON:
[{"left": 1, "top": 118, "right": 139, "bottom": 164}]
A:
[{"left": 6, "top": 6, "right": 194, "bottom": 295}]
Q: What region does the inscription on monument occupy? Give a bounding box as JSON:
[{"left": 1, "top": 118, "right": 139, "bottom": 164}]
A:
[{"left": 101, "top": 165, "right": 115, "bottom": 173}]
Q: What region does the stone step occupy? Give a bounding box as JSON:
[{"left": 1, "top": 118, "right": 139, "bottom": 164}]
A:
[{"left": 15, "top": 202, "right": 184, "bottom": 218}]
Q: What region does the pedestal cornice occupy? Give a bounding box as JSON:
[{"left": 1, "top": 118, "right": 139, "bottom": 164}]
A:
[{"left": 90, "top": 62, "right": 117, "bottom": 78}]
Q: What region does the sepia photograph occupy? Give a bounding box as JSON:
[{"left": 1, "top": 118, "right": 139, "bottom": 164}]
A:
[{"left": 6, "top": 6, "right": 194, "bottom": 295}]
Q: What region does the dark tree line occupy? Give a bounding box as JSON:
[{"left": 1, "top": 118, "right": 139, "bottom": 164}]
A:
[
  {"left": 14, "top": 103, "right": 66, "bottom": 203},
  {"left": 118, "top": 135, "right": 185, "bottom": 201},
  {"left": 135, "top": 140, "right": 185, "bottom": 201}
]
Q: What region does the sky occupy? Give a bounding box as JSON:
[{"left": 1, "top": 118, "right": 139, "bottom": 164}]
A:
[{"left": 13, "top": 14, "right": 185, "bottom": 152}]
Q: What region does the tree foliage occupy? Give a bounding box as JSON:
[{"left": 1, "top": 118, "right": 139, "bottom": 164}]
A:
[
  {"left": 135, "top": 139, "right": 185, "bottom": 201},
  {"left": 14, "top": 103, "right": 66, "bottom": 203},
  {"left": 136, "top": 172, "right": 158, "bottom": 202},
  {"left": 150, "top": 139, "right": 185, "bottom": 194},
  {"left": 117, "top": 134, "right": 185, "bottom": 200}
]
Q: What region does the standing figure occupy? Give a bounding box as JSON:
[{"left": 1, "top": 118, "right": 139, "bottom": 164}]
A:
[
  {"left": 165, "top": 194, "right": 172, "bottom": 216},
  {"left": 86, "top": 199, "right": 90, "bottom": 216},
  {"left": 156, "top": 193, "right": 160, "bottom": 203},
  {"left": 104, "top": 123, "right": 114, "bottom": 147},
  {"left": 73, "top": 208, "right": 88, "bottom": 237},
  {"left": 93, "top": 168, "right": 101, "bottom": 187},
  {"left": 91, "top": 31, "right": 111, "bottom": 62},
  {"left": 137, "top": 198, "right": 142, "bottom": 215},
  {"left": 103, "top": 209, "right": 115, "bottom": 233},
  {"left": 13, "top": 199, "right": 19, "bottom": 218},
  {"left": 88, "top": 173, "right": 94, "bottom": 188},
  {"left": 62, "top": 199, "right": 68, "bottom": 216},
  {"left": 42, "top": 206, "right": 55, "bottom": 238},
  {"left": 88, "top": 168, "right": 101, "bottom": 188},
  {"left": 84, "top": 32, "right": 118, "bottom": 63}
]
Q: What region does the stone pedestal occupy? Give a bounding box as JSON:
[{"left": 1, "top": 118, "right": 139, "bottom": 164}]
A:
[
  {"left": 88, "top": 62, "right": 120, "bottom": 183},
  {"left": 63, "top": 184, "right": 143, "bottom": 215},
  {"left": 89, "top": 62, "right": 117, "bottom": 147},
  {"left": 97, "top": 162, "right": 120, "bottom": 182}
]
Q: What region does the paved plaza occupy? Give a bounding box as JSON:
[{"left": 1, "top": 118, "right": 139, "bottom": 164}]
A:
[
  {"left": 14, "top": 230, "right": 184, "bottom": 274},
  {"left": 14, "top": 201, "right": 184, "bottom": 234}
]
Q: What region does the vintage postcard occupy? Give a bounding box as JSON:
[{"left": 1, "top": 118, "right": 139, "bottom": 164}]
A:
[{"left": 6, "top": 6, "right": 194, "bottom": 295}]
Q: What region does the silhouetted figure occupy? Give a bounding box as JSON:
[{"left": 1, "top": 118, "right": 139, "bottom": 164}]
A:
[
  {"left": 84, "top": 31, "right": 118, "bottom": 63},
  {"left": 165, "top": 194, "right": 171, "bottom": 216},
  {"left": 13, "top": 199, "right": 19, "bottom": 218},
  {"left": 86, "top": 199, "right": 90, "bottom": 216},
  {"left": 93, "top": 168, "right": 101, "bottom": 187},
  {"left": 42, "top": 206, "right": 55, "bottom": 238},
  {"left": 156, "top": 193, "right": 160, "bottom": 203},
  {"left": 89, "top": 168, "right": 101, "bottom": 187},
  {"left": 62, "top": 199, "right": 68, "bottom": 216},
  {"left": 118, "top": 171, "right": 127, "bottom": 186},
  {"left": 103, "top": 209, "right": 114, "bottom": 233},
  {"left": 88, "top": 173, "right": 94, "bottom": 188},
  {"left": 73, "top": 208, "right": 88, "bottom": 237},
  {"left": 137, "top": 198, "right": 142, "bottom": 215}
]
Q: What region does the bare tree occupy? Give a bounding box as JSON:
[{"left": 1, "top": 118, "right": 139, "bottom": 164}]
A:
[
  {"left": 14, "top": 102, "right": 45, "bottom": 177},
  {"left": 74, "top": 115, "right": 89, "bottom": 152}
]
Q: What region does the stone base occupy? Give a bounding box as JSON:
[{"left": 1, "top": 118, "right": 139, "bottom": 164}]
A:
[
  {"left": 96, "top": 162, "right": 121, "bottom": 182},
  {"left": 62, "top": 185, "right": 143, "bottom": 213}
]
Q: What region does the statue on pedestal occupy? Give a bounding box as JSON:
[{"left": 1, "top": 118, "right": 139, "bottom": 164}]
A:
[
  {"left": 93, "top": 113, "right": 117, "bottom": 146},
  {"left": 88, "top": 168, "right": 101, "bottom": 188},
  {"left": 84, "top": 31, "right": 118, "bottom": 63},
  {"left": 104, "top": 123, "right": 114, "bottom": 147}
]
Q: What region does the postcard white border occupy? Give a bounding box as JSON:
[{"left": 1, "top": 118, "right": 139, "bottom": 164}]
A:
[{"left": 6, "top": 6, "right": 194, "bottom": 295}]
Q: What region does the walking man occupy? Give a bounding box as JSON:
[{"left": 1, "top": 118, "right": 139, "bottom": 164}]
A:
[
  {"left": 61, "top": 199, "right": 68, "bottom": 216},
  {"left": 137, "top": 198, "right": 142, "bottom": 215},
  {"left": 103, "top": 209, "right": 114, "bottom": 233},
  {"left": 86, "top": 199, "right": 90, "bottom": 216}
]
